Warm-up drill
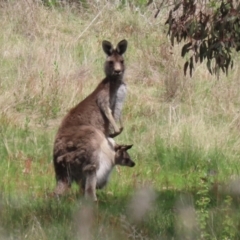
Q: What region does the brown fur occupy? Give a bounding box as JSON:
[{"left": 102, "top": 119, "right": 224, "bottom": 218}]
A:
[
  {"left": 53, "top": 40, "right": 130, "bottom": 199},
  {"left": 53, "top": 125, "right": 135, "bottom": 201},
  {"left": 56, "top": 39, "right": 128, "bottom": 139}
]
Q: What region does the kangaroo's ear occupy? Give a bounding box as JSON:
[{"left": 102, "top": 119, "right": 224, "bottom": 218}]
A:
[
  {"left": 123, "top": 144, "right": 133, "bottom": 150},
  {"left": 116, "top": 39, "right": 128, "bottom": 55},
  {"left": 102, "top": 40, "right": 113, "bottom": 56},
  {"left": 114, "top": 144, "right": 121, "bottom": 151}
]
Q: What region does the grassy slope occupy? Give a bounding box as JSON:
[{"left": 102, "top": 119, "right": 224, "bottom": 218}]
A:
[{"left": 1, "top": 1, "right": 240, "bottom": 239}]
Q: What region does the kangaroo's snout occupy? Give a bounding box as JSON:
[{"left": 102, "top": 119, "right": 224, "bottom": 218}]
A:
[
  {"left": 113, "top": 61, "right": 123, "bottom": 75},
  {"left": 114, "top": 69, "right": 122, "bottom": 75},
  {"left": 129, "top": 161, "right": 135, "bottom": 167}
]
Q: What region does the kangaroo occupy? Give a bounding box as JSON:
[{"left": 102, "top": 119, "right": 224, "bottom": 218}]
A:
[
  {"left": 56, "top": 39, "right": 128, "bottom": 139},
  {"left": 53, "top": 125, "right": 135, "bottom": 201}
]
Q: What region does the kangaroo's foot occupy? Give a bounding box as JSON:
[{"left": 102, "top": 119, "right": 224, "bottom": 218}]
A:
[{"left": 54, "top": 180, "right": 69, "bottom": 196}]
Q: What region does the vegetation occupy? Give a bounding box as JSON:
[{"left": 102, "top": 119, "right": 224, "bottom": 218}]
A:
[
  {"left": 164, "top": 0, "right": 240, "bottom": 77},
  {"left": 1, "top": 0, "right": 240, "bottom": 239}
]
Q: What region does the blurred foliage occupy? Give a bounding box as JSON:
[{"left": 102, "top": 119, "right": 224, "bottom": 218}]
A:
[{"left": 160, "top": 0, "right": 240, "bottom": 77}]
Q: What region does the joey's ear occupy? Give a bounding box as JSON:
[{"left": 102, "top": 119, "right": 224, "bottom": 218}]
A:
[
  {"left": 116, "top": 39, "right": 128, "bottom": 55},
  {"left": 114, "top": 144, "right": 121, "bottom": 151},
  {"left": 122, "top": 144, "right": 133, "bottom": 150},
  {"left": 102, "top": 40, "right": 113, "bottom": 56}
]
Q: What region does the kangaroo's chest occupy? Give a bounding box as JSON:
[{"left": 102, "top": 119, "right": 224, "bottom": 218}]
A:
[
  {"left": 96, "top": 152, "right": 114, "bottom": 189},
  {"left": 110, "top": 83, "right": 127, "bottom": 121}
]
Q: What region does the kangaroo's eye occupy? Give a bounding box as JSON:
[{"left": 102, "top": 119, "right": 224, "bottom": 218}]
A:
[
  {"left": 109, "top": 61, "right": 114, "bottom": 65},
  {"left": 120, "top": 60, "right": 124, "bottom": 64}
]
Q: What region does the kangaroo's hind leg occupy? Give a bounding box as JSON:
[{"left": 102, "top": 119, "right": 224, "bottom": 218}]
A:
[
  {"left": 83, "top": 164, "right": 97, "bottom": 202},
  {"left": 53, "top": 160, "right": 72, "bottom": 196}
]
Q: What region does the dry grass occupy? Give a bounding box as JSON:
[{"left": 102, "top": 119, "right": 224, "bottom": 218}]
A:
[
  {"left": 1, "top": 1, "right": 240, "bottom": 239},
  {"left": 0, "top": 0, "right": 240, "bottom": 182}
]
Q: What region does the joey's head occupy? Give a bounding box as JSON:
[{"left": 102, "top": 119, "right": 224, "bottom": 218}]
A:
[
  {"left": 114, "top": 144, "right": 135, "bottom": 167},
  {"left": 102, "top": 39, "right": 128, "bottom": 79}
]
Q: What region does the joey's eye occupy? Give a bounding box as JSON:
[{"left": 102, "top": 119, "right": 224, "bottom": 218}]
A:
[
  {"left": 109, "top": 61, "right": 114, "bottom": 65},
  {"left": 120, "top": 60, "right": 124, "bottom": 64}
]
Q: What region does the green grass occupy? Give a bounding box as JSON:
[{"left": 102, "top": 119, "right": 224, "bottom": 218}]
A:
[
  {"left": 1, "top": 114, "right": 240, "bottom": 239},
  {"left": 1, "top": 1, "right": 240, "bottom": 239}
]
